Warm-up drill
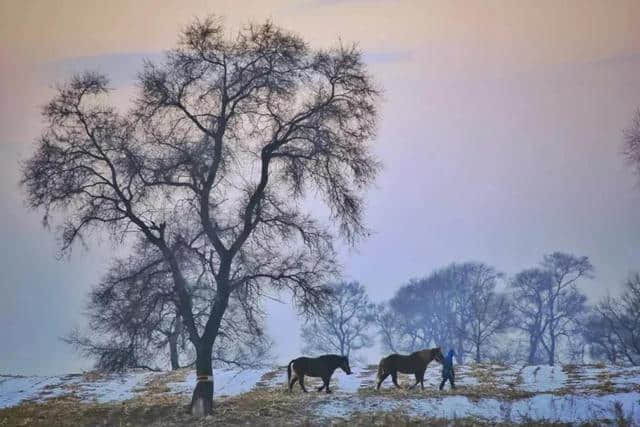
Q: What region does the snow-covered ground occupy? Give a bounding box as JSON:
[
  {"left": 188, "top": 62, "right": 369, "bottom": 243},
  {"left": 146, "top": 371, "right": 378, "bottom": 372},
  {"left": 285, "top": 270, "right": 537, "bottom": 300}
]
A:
[
  {"left": 519, "top": 365, "right": 567, "bottom": 392},
  {"left": 0, "top": 371, "right": 154, "bottom": 407},
  {"left": 314, "top": 392, "right": 640, "bottom": 423},
  {"left": 1, "top": 363, "right": 639, "bottom": 424}
]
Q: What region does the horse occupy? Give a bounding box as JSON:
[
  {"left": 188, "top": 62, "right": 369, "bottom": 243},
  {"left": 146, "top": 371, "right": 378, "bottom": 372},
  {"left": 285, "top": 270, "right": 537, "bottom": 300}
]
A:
[
  {"left": 376, "top": 347, "right": 444, "bottom": 390},
  {"left": 287, "top": 354, "right": 352, "bottom": 393}
]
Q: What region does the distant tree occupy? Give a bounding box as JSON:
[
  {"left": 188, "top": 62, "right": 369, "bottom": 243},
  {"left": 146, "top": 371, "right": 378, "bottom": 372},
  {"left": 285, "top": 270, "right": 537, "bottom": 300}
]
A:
[
  {"left": 376, "top": 303, "right": 405, "bottom": 353},
  {"left": 21, "top": 16, "right": 380, "bottom": 415},
  {"left": 511, "top": 252, "right": 592, "bottom": 365},
  {"left": 466, "top": 266, "right": 512, "bottom": 363},
  {"left": 511, "top": 268, "right": 550, "bottom": 364},
  {"left": 379, "top": 269, "right": 459, "bottom": 356},
  {"left": 301, "top": 281, "right": 376, "bottom": 360},
  {"left": 540, "top": 252, "right": 592, "bottom": 365},
  {"left": 584, "top": 274, "right": 640, "bottom": 366},
  {"left": 378, "top": 262, "right": 507, "bottom": 363},
  {"left": 624, "top": 109, "right": 640, "bottom": 179}
]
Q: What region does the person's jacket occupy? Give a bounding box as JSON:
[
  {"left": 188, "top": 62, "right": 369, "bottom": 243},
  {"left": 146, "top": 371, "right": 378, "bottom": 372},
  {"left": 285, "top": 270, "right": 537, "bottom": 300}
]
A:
[{"left": 442, "top": 349, "right": 455, "bottom": 377}]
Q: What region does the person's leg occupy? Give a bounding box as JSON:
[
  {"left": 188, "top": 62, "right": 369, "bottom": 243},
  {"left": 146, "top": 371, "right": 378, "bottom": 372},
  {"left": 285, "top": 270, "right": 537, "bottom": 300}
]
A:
[{"left": 439, "top": 378, "right": 446, "bottom": 390}]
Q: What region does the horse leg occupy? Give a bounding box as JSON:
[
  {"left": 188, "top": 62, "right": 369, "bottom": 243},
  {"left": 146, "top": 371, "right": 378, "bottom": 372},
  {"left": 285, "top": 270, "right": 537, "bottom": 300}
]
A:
[
  {"left": 376, "top": 373, "right": 389, "bottom": 390},
  {"left": 317, "top": 383, "right": 325, "bottom": 392},
  {"left": 325, "top": 376, "right": 332, "bottom": 394},
  {"left": 391, "top": 372, "right": 401, "bottom": 389},
  {"left": 289, "top": 373, "right": 298, "bottom": 392},
  {"left": 419, "top": 369, "right": 426, "bottom": 390},
  {"left": 299, "top": 375, "right": 308, "bottom": 393},
  {"left": 409, "top": 373, "right": 421, "bottom": 390}
]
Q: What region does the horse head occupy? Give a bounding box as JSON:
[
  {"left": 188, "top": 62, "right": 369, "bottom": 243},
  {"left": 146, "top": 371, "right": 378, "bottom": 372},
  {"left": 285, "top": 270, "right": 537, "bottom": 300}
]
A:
[
  {"left": 340, "top": 356, "right": 353, "bottom": 375},
  {"left": 433, "top": 347, "right": 445, "bottom": 364}
]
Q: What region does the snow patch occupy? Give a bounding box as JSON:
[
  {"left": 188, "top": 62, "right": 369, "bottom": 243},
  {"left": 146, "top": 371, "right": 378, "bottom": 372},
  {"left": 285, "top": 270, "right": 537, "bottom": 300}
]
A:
[
  {"left": 0, "top": 375, "right": 71, "bottom": 408},
  {"left": 167, "top": 368, "right": 273, "bottom": 397},
  {"left": 313, "top": 393, "right": 640, "bottom": 423},
  {"left": 519, "top": 365, "right": 567, "bottom": 392},
  {"left": 77, "top": 372, "right": 152, "bottom": 403}
]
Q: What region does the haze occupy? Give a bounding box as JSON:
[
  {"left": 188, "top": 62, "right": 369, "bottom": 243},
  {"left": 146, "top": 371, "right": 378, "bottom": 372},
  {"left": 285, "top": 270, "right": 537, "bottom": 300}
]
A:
[{"left": 1, "top": 0, "right": 639, "bottom": 375}]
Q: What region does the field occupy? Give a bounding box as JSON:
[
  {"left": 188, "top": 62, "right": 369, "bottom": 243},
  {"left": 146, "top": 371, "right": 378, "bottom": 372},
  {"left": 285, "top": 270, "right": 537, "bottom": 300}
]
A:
[{"left": 1, "top": 363, "right": 639, "bottom": 426}]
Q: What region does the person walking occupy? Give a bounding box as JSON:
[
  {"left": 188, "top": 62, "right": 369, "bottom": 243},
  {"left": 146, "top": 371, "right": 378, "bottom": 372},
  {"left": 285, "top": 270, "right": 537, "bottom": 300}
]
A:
[{"left": 439, "top": 349, "right": 456, "bottom": 390}]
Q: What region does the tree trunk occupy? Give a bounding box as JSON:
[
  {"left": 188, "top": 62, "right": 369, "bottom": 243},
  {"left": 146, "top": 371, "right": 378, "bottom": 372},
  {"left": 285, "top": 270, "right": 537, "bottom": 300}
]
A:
[
  {"left": 456, "top": 338, "right": 464, "bottom": 364},
  {"left": 168, "top": 316, "right": 182, "bottom": 370},
  {"left": 549, "top": 321, "right": 556, "bottom": 366},
  {"left": 169, "top": 337, "right": 180, "bottom": 370},
  {"left": 527, "top": 334, "right": 539, "bottom": 364},
  {"left": 190, "top": 343, "right": 214, "bottom": 416},
  {"left": 475, "top": 342, "right": 481, "bottom": 363}
]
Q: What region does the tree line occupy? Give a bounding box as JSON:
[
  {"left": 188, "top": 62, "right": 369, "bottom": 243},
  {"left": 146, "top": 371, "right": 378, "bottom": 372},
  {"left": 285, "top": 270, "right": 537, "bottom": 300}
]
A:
[{"left": 301, "top": 253, "right": 640, "bottom": 367}]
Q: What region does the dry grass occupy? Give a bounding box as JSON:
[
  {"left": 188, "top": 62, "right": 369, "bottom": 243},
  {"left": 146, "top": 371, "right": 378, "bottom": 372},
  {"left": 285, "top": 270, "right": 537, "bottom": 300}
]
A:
[{"left": 1, "top": 364, "right": 637, "bottom": 426}]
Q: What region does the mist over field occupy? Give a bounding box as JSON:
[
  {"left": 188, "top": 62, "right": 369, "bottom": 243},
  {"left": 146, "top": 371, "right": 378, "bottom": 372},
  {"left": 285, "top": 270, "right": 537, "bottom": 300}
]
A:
[{"left": 1, "top": 0, "right": 640, "bottom": 424}]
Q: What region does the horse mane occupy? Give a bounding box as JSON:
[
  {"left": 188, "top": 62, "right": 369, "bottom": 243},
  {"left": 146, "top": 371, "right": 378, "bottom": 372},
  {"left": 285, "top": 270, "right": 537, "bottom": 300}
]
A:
[{"left": 416, "top": 347, "right": 440, "bottom": 361}]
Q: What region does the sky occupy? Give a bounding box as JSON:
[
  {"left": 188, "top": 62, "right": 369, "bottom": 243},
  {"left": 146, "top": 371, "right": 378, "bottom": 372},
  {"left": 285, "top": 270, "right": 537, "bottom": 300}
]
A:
[{"left": 1, "top": 0, "right": 639, "bottom": 375}]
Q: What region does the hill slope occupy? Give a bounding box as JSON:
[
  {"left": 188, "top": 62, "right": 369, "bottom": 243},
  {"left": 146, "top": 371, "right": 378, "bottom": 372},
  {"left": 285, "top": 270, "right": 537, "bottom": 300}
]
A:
[{"left": 1, "top": 363, "right": 639, "bottom": 425}]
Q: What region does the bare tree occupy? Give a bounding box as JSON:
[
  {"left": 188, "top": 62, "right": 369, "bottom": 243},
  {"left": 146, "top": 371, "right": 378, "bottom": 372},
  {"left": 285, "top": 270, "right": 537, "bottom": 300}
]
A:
[
  {"left": 624, "top": 109, "right": 640, "bottom": 178},
  {"left": 21, "top": 17, "right": 380, "bottom": 415},
  {"left": 380, "top": 273, "right": 457, "bottom": 355},
  {"left": 64, "top": 243, "right": 186, "bottom": 372},
  {"left": 378, "top": 262, "right": 508, "bottom": 363},
  {"left": 584, "top": 274, "right": 640, "bottom": 365},
  {"left": 540, "top": 252, "right": 592, "bottom": 365},
  {"left": 65, "top": 240, "right": 273, "bottom": 372},
  {"left": 511, "top": 253, "right": 592, "bottom": 365},
  {"left": 466, "top": 266, "right": 511, "bottom": 363},
  {"left": 301, "top": 281, "right": 376, "bottom": 360},
  {"left": 510, "top": 268, "right": 550, "bottom": 364},
  {"left": 376, "top": 303, "right": 405, "bottom": 353}
]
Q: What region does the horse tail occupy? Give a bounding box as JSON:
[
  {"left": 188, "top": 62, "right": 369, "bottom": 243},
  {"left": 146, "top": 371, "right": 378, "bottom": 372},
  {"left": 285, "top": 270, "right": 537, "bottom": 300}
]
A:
[
  {"left": 287, "top": 359, "right": 295, "bottom": 384},
  {"left": 377, "top": 357, "right": 386, "bottom": 379}
]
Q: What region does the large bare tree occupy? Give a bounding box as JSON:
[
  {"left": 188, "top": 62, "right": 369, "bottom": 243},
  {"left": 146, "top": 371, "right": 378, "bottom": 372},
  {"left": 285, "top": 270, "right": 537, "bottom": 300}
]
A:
[{"left": 21, "top": 17, "right": 380, "bottom": 415}]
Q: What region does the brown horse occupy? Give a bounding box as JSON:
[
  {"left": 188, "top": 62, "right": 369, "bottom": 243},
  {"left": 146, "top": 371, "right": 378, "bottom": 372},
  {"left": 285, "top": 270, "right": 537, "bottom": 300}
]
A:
[
  {"left": 376, "top": 347, "right": 444, "bottom": 390},
  {"left": 287, "top": 354, "right": 352, "bottom": 393}
]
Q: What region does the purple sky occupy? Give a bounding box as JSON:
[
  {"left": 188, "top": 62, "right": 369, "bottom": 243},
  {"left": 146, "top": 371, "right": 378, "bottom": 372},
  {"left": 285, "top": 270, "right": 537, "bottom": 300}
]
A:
[{"left": 1, "top": 0, "right": 639, "bottom": 374}]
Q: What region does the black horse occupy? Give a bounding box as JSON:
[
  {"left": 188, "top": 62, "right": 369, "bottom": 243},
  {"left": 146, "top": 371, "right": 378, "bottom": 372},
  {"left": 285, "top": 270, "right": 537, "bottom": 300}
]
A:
[{"left": 287, "top": 354, "right": 352, "bottom": 393}]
